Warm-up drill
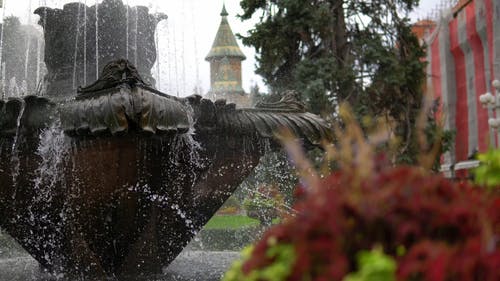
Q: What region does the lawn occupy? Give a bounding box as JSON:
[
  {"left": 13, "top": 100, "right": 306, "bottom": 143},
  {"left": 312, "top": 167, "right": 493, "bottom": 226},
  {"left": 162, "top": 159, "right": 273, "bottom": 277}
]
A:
[{"left": 204, "top": 215, "right": 260, "bottom": 230}]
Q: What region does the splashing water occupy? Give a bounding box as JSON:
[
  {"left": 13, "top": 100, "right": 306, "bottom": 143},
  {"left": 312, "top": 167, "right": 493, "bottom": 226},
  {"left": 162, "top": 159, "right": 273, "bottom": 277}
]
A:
[
  {"left": 32, "top": 120, "right": 70, "bottom": 203},
  {"left": 18, "top": 122, "right": 70, "bottom": 272},
  {"left": 10, "top": 98, "right": 26, "bottom": 193},
  {"left": 171, "top": 203, "right": 195, "bottom": 231},
  {"left": 180, "top": 103, "right": 202, "bottom": 168},
  {"left": 8, "top": 78, "right": 20, "bottom": 98}
]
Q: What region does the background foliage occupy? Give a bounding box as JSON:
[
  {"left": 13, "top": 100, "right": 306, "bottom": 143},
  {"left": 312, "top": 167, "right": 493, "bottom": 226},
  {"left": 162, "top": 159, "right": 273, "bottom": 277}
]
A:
[{"left": 238, "top": 0, "right": 441, "bottom": 164}]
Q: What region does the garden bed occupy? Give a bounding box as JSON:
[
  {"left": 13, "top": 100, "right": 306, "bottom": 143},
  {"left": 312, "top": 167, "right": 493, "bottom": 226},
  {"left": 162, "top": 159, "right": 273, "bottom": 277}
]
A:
[{"left": 188, "top": 215, "right": 263, "bottom": 251}]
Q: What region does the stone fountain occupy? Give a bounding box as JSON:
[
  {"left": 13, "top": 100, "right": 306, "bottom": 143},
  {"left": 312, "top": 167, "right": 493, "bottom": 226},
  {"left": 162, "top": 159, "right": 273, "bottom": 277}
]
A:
[{"left": 0, "top": 0, "right": 332, "bottom": 279}]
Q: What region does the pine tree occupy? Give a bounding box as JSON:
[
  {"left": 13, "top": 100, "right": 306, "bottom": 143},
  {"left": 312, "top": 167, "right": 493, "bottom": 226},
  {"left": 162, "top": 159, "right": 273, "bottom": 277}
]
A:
[{"left": 238, "top": 0, "right": 431, "bottom": 164}]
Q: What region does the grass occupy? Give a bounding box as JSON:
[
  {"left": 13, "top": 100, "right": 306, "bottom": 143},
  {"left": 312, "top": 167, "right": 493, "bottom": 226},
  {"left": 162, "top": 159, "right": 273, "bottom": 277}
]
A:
[{"left": 204, "top": 215, "right": 260, "bottom": 230}]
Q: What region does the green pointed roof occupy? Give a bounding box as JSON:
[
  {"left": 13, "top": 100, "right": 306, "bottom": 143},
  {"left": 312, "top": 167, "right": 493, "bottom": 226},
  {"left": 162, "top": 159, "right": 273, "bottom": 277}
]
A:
[
  {"left": 220, "top": 3, "right": 228, "bottom": 16},
  {"left": 205, "top": 4, "right": 246, "bottom": 61}
]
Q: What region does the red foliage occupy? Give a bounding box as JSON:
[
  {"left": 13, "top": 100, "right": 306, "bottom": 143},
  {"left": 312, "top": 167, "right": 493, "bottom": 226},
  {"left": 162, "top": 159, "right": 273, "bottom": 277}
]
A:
[{"left": 241, "top": 166, "right": 500, "bottom": 281}]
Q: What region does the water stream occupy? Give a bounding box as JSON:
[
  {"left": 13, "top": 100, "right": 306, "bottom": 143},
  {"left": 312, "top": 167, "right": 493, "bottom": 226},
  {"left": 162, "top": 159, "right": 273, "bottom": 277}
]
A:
[
  {"left": 83, "top": 0, "right": 87, "bottom": 85},
  {"left": 32, "top": 121, "right": 69, "bottom": 201},
  {"left": 72, "top": 1, "right": 82, "bottom": 90},
  {"left": 36, "top": 38, "right": 42, "bottom": 88},
  {"left": 125, "top": 0, "right": 129, "bottom": 60},
  {"left": 24, "top": 0, "right": 33, "bottom": 84},
  {"left": 155, "top": 22, "right": 160, "bottom": 90},
  {"left": 190, "top": 0, "right": 201, "bottom": 94},
  {"left": 0, "top": 0, "right": 206, "bottom": 99},
  {"left": 172, "top": 19, "right": 179, "bottom": 97},
  {"left": 0, "top": 0, "right": 7, "bottom": 99},
  {"left": 166, "top": 21, "right": 172, "bottom": 94},
  {"left": 1, "top": 63, "right": 5, "bottom": 98},
  {"left": 10, "top": 98, "right": 26, "bottom": 196},
  {"left": 180, "top": 0, "right": 186, "bottom": 95},
  {"left": 95, "top": 0, "right": 99, "bottom": 79},
  {"left": 133, "top": 6, "right": 138, "bottom": 67}
]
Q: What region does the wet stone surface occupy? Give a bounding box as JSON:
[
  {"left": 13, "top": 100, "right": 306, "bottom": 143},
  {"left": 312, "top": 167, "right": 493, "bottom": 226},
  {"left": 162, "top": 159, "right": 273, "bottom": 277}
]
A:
[{"left": 0, "top": 251, "right": 239, "bottom": 281}]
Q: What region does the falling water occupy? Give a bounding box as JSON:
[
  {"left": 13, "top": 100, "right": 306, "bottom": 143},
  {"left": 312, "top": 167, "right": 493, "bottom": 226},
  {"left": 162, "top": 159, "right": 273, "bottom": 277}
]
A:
[
  {"left": 9, "top": 77, "right": 19, "bottom": 98},
  {"left": 83, "top": 0, "right": 87, "bottom": 85},
  {"left": 178, "top": 103, "right": 202, "bottom": 173},
  {"left": 172, "top": 22, "right": 179, "bottom": 97},
  {"left": 72, "top": 2, "right": 82, "bottom": 90},
  {"left": 166, "top": 21, "right": 172, "bottom": 94},
  {"left": 0, "top": 0, "right": 6, "bottom": 99},
  {"left": 20, "top": 80, "right": 27, "bottom": 95},
  {"left": 32, "top": 121, "right": 69, "bottom": 202},
  {"left": 1, "top": 63, "right": 5, "bottom": 98},
  {"left": 157, "top": 110, "right": 203, "bottom": 233},
  {"left": 155, "top": 24, "right": 160, "bottom": 90},
  {"left": 38, "top": 0, "right": 48, "bottom": 94},
  {"left": 10, "top": 98, "right": 26, "bottom": 195},
  {"left": 190, "top": 0, "right": 201, "bottom": 94},
  {"left": 95, "top": 0, "right": 99, "bottom": 79},
  {"left": 134, "top": 6, "right": 138, "bottom": 66},
  {"left": 35, "top": 38, "right": 41, "bottom": 89},
  {"left": 24, "top": 0, "right": 33, "bottom": 84},
  {"left": 180, "top": 1, "right": 186, "bottom": 95},
  {"left": 125, "top": 0, "right": 129, "bottom": 59},
  {"left": 28, "top": 121, "right": 69, "bottom": 270}
]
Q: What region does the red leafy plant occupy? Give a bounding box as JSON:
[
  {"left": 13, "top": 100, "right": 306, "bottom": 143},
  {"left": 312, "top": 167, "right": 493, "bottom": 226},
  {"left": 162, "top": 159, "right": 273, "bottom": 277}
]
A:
[
  {"left": 241, "top": 167, "right": 500, "bottom": 280},
  {"left": 226, "top": 107, "right": 500, "bottom": 281}
]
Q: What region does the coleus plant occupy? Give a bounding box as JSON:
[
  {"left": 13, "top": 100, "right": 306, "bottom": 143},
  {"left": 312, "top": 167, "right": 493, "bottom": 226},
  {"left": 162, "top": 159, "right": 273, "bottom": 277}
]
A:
[
  {"left": 224, "top": 166, "right": 500, "bottom": 281},
  {"left": 223, "top": 106, "right": 500, "bottom": 281}
]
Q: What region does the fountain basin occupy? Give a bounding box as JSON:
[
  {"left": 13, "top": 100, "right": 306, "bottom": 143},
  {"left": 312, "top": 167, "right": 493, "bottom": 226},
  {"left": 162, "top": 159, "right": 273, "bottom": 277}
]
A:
[
  {"left": 0, "top": 0, "right": 333, "bottom": 277},
  {"left": 0, "top": 250, "right": 240, "bottom": 281},
  {"left": 0, "top": 77, "right": 332, "bottom": 278}
]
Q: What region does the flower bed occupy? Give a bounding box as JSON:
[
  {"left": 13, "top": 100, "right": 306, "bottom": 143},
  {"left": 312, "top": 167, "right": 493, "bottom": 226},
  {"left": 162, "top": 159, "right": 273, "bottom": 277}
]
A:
[{"left": 224, "top": 166, "right": 500, "bottom": 281}]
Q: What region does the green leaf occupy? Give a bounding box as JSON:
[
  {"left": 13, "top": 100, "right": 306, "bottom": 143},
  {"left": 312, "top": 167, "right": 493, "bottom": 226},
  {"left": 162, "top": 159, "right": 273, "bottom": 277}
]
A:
[{"left": 343, "top": 247, "right": 396, "bottom": 281}]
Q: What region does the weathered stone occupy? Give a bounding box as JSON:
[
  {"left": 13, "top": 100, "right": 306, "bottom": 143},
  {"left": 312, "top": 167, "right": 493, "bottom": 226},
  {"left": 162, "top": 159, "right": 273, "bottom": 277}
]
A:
[
  {"left": 34, "top": 0, "right": 166, "bottom": 99},
  {"left": 0, "top": 68, "right": 332, "bottom": 278}
]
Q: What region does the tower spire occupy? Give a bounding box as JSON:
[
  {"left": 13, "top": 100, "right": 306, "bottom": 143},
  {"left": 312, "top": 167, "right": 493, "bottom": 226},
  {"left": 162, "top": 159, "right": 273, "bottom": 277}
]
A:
[
  {"left": 221, "top": 2, "right": 228, "bottom": 17},
  {"left": 205, "top": 3, "right": 246, "bottom": 61},
  {"left": 205, "top": 2, "right": 249, "bottom": 106}
]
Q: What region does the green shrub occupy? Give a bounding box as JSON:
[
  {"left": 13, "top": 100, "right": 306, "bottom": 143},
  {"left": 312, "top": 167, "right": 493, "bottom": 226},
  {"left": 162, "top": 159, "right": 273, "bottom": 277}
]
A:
[
  {"left": 473, "top": 149, "right": 500, "bottom": 189},
  {"left": 223, "top": 243, "right": 296, "bottom": 281},
  {"left": 343, "top": 248, "right": 396, "bottom": 281}
]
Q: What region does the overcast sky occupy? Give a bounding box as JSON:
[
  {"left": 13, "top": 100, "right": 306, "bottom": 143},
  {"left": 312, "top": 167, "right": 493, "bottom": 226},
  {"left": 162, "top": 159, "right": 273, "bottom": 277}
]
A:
[{"left": 2, "top": 0, "right": 439, "bottom": 97}]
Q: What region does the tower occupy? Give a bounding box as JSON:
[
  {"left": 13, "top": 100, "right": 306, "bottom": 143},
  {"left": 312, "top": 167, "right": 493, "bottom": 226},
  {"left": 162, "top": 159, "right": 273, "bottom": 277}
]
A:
[{"left": 205, "top": 3, "right": 249, "bottom": 107}]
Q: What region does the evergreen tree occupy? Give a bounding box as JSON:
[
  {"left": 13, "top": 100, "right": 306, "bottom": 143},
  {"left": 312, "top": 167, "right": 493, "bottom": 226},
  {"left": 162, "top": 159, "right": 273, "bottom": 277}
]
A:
[{"left": 238, "top": 0, "right": 430, "bottom": 164}]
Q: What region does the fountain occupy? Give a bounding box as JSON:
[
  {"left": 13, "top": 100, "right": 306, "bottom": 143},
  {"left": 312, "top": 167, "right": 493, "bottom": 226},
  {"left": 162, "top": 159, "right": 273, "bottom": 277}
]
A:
[{"left": 0, "top": 0, "right": 332, "bottom": 279}]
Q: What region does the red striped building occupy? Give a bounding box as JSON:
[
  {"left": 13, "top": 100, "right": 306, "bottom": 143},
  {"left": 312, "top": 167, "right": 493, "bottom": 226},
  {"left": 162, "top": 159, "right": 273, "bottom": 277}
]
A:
[{"left": 423, "top": 0, "right": 500, "bottom": 174}]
